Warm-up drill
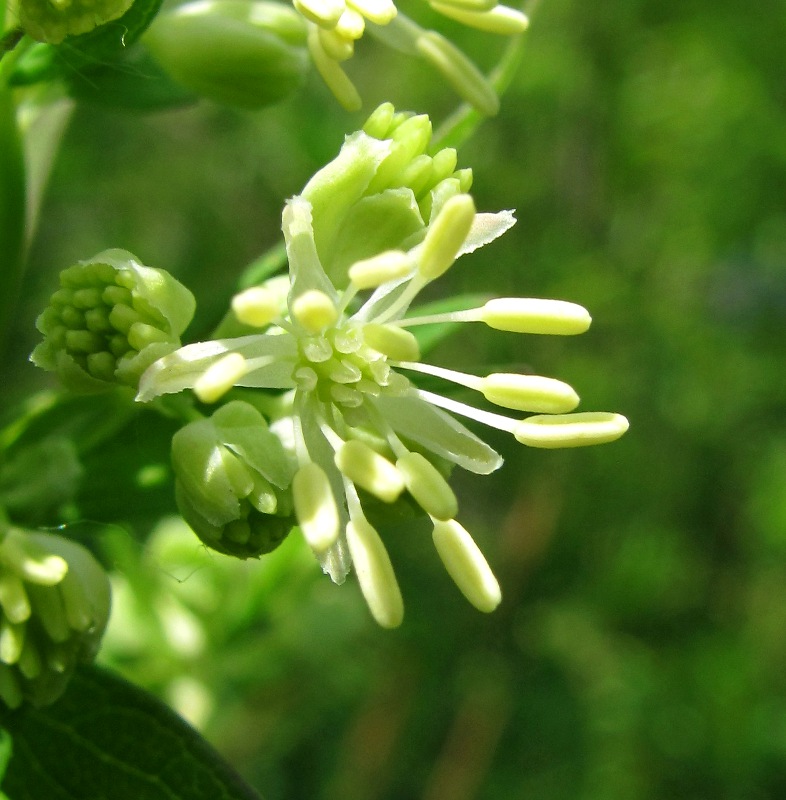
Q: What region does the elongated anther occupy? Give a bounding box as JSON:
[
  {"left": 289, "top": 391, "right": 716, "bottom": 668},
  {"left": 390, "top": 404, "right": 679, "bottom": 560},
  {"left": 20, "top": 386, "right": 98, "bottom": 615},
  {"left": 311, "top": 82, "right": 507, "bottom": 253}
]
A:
[
  {"left": 432, "top": 519, "right": 501, "bottom": 612},
  {"left": 480, "top": 298, "right": 591, "bottom": 335},
  {"left": 194, "top": 353, "right": 247, "bottom": 403},
  {"left": 346, "top": 517, "right": 404, "bottom": 628},
  {"left": 513, "top": 412, "right": 629, "bottom": 448},
  {"left": 348, "top": 251, "right": 412, "bottom": 289},
  {"left": 232, "top": 287, "right": 280, "bottom": 328},
  {"left": 397, "top": 452, "right": 458, "bottom": 521},
  {"left": 362, "top": 323, "right": 420, "bottom": 361},
  {"left": 293, "top": 463, "right": 340, "bottom": 551},
  {"left": 335, "top": 440, "right": 405, "bottom": 502},
  {"left": 418, "top": 194, "right": 476, "bottom": 281},
  {"left": 480, "top": 374, "right": 580, "bottom": 413}
]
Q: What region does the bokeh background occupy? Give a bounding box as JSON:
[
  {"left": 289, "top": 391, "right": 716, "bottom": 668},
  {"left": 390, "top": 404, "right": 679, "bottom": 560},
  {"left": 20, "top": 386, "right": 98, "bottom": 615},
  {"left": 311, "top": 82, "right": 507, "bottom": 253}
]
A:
[{"left": 8, "top": 0, "right": 786, "bottom": 796}]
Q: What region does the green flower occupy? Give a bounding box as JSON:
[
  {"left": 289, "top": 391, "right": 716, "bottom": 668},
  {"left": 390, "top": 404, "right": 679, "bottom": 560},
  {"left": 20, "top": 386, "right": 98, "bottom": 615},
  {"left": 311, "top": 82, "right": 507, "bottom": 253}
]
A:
[
  {"left": 138, "top": 105, "right": 628, "bottom": 627},
  {"left": 172, "top": 401, "right": 296, "bottom": 558},
  {"left": 31, "top": 249, "right": 196, "bottom": 393},
  {"left": 0, "top": 526, "right": 111, "bottom": 708}
]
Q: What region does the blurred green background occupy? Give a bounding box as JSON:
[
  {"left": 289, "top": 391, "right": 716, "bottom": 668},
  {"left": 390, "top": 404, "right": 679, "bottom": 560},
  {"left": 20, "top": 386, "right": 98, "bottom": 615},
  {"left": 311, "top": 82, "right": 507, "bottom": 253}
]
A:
[{"left": 8, "top": 0, "right": 786, "bottom": 797}]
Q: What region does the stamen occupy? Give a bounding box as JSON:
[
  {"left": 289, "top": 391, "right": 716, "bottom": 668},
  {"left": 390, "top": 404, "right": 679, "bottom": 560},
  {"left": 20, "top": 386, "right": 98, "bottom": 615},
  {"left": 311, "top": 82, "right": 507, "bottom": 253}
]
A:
[
  {"left": 334, "top": 439, "right": 405, "bottom": 502},
  {"left": 432, "top": 519, "right": 501, "bottom": 612},
  {"left": 345, "top": 514, "right": 404, "bottom": 628},
  {"left": 397, "top": 452, "right": 458, "bottom": 521},
  {"left": 418, "top": 194, "right": 476, "bottom": 281},
  {"left": 513, "top": 412, "right": 630, "bottom": 448},
  {"left": 292, "top": 289, "right": 339, "bottom": 333},
  {"left": 193, "top": 353, "right": 248, "bottom": 403},
  {"left": 348, "top": 250, "right": 413, "bottom": 290},
  {"left": 231, "top": 287, "right": 281, "bottom": 328},
  {"left": 363, "top": 323, "right": 421, "bottom": 361},
  {"left": 293, "top": 462, "right": 340, "bottom": 551},
  {"left": 415, "top": 388, "right": 519, "bottom": 433}
]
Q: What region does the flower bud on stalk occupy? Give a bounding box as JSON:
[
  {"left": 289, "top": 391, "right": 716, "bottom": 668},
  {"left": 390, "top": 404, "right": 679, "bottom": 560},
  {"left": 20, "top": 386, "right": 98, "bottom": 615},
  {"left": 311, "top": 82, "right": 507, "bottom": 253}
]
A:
[
  {"left": 144, "top": 0, "right": 310, "bottom": 109},
  {"left": 31, "top": 249, "right": 195, "bottom": 393},
  {"left": 0, "top": 528, "right": 111, "bottom": 708},
  {"left": 171, "top": 401, "right": 297, "bottom": 558}
]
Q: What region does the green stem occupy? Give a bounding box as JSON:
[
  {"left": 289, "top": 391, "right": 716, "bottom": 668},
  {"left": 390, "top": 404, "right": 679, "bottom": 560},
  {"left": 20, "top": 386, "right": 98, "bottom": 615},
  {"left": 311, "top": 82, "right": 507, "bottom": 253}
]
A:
[{"left": 432, "top": 0, "right": 540, "bottom": 150}]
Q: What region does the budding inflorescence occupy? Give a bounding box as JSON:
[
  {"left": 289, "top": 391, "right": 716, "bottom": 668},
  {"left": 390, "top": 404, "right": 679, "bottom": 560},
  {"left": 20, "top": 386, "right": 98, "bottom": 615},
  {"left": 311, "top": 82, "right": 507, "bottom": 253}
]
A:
[
  {"left": 0, "top": 527, "right": 111, "bottom": 708},
  {"left": 31, "top": 250, "right": 196, "bottom": 393},
  {"left": 296, "top": 0, "right": 527, "bottom": 112},
  {"left": 137, "top": 104, "right": 628, "bottom": 627}
]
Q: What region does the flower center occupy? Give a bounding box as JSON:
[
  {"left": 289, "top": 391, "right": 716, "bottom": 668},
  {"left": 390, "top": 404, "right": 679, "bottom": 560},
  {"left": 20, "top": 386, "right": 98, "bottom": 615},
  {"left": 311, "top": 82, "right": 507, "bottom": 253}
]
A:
[{"left": 292, "top": 322, "right": 409, "bottom": 408}]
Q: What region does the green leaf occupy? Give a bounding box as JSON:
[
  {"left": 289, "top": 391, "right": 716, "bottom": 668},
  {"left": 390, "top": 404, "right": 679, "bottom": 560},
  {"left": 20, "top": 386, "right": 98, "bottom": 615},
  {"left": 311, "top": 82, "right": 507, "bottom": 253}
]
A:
[{"left": 0, "top": 665, "right": 262, "bottom": 800}]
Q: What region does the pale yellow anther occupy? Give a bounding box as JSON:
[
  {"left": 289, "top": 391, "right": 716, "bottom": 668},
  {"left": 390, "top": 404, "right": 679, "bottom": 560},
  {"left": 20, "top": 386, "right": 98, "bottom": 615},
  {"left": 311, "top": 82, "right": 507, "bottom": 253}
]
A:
[
  {"left": 432, "top": 520, "right": 501, "bottom": 612},
  {"left": 292, "top": 289, "right": 339, "bottom": 333},
  {"left": 294, "top": 0, "right": 345, "bottom": 27},
  {"left": 293, "top": 462, "right": 340, "bottom": 552},
  {"left": 335, "top": 440, "right": 405, "bottom": 503},
  {"left": 193, "top": 352, "right": 247, "bottom": 403},
  {"left": 348, "top": 251, "right": 413, "bottom": 289},
  {"left": 418, "top": 193, "right": 476, "bottom": 281},
  {"left": 335, "top": 7, "right": 365, "bottom": 38},
  {"left": 307, "top": 28, "right": 362, "bottom": 111},
  {"left": 480, "top": 297, "right": 592, "bottom": 335},
  {"left": 346, "top": 0, "right": 396, "bottom": 25},
  {"left": 231, "top": 287, "right": 280, "bottom": 328},
  {"left": 430, "top": 2, "right": 529, "bottom": 34},
  {"left": 346, "top": 516, "right": 404, "bottom": 628},
  {"left": 318, "top": 26, "right": 354, "bottom": 61},
  {"left": 513, "top": 412, "right": 630, "bottom": 448},
  {"left": 396, "top": 452, "right": 458, "bottom": 521},
  {"left": 480, "top": 374, "right": 580, "bottom": 414},
  {"left": 362, "top": 323, "right": 420, "bottom": 361}
]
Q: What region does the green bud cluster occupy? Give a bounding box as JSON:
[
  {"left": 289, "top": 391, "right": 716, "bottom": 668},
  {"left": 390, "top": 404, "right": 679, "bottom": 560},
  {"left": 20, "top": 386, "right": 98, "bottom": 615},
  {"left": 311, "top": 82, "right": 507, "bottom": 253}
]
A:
[
  {"left": 172, "top": 401, "right": 296, "bottom": 559},
  {"left": 0, "top": 528, "right": 111, "bottom": 709},
  {"left": 18, "top": 0, "right": 134, "bottom": 43},
  {"left": 31, "top": 249, "right": 196, "bottom": 393},
  {"left": 300, "top": 102, "right": 473, "bottom": 288},
  {"left": 144, "top": 0, "right": 310, "bottom": 109}
]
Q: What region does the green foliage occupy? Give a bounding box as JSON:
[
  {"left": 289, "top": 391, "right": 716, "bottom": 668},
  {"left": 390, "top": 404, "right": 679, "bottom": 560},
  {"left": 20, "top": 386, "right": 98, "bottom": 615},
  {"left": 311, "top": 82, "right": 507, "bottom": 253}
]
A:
[
  {"left": 0, "top": 665, "right": 261, "bottom": 799},
  {"left": 2, "top": 0, "right": 786, "bottom": 797}
]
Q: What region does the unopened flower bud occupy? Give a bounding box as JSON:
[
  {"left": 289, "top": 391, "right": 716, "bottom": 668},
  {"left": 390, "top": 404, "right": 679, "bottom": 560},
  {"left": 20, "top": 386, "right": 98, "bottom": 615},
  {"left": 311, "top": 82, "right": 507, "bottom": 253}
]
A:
[
  {"left": 346, "top": 516, "right": 403, "bottom": 628},
  {"left": 432, "top": 519, "right": 500, "bottom": 612},
  {"left": 31, "top": 249, "right": 195, "bottom": 392},
  {"left": 513, "top": 412, "right": 630, "bottom": 448},
  {"left": 171, "top": 401, "right": 296, "bottom": 557},
  {"left": 0, "top": 528, "right": 111, "bottom": 708},
  {"left": 144, "top": 0, "right": 309, "bottom": 109}
]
